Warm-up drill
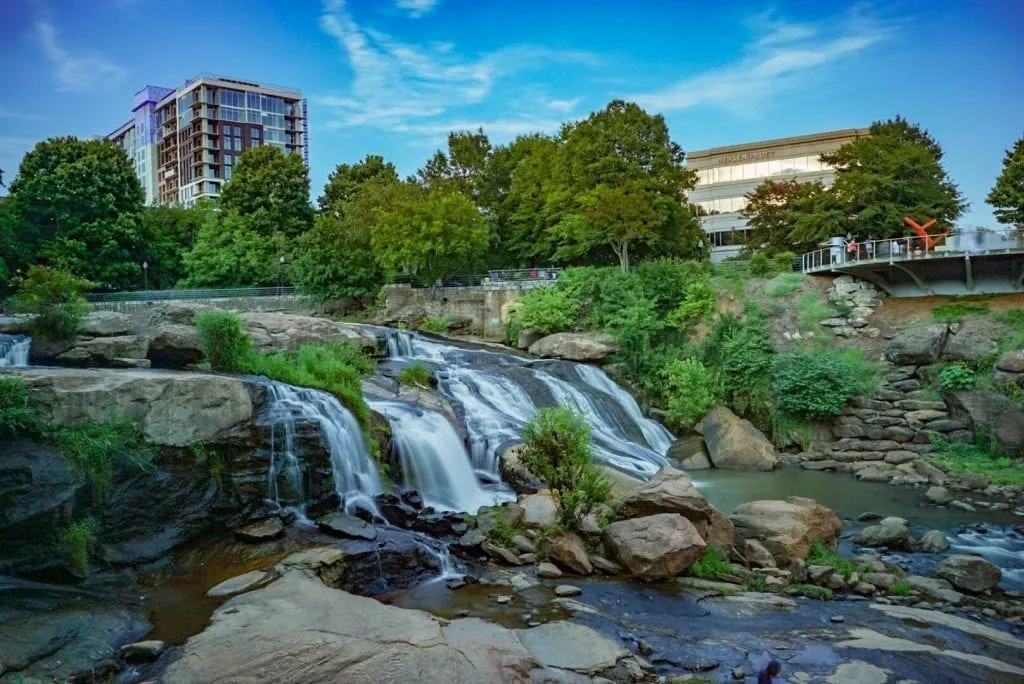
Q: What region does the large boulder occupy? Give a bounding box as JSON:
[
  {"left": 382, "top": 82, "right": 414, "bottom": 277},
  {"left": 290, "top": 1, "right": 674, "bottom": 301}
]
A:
[
  {"left": 528, "top": 332, "right": 616, "bottom": 362},
  {"left": 518, "top": 490, "right": 559, "bottom": 529},
  {"left": 946, "top": 390, "right": 1024, "bottom": 457},
  {"left": 603, "top": 513, "right": 706, "bottom": 581},
  {"left": 615, "top": 466, "right": 733, "bottom": 549},
  {"left": 730, "top": 497, "right": 842, "bottom": 565},
  {"left": 13, "top": 367, "right": 258, "bottom": 447},
  {"left": 498, "top": 444, "right": 543, "bottom": 494},
  {"left": 935, "top": 555, "right": 1002, "bottom": 593},
  {"left": 698, "top": 406, "right": 777, "bottom": 471},
  {"left": 239, "top": 312, "right": 378, "bottom": 355},
  {"left": 542, "top": 530, "right": 592, "bottom": 575},
  {"left": 941, "top": 319, "right": 1000, "bottom": 364},
  {"left": 853, "top": 518, "right": 913, "bottom": 550},
  {"left": 884, "top": 324, "right": 949, "bottom": 365},
  {"left": 667, "top": 435, "right": 712, "bottom": 470},
  {"left": 162, "top": 569, "right": 627, "bottom": 683},
  {"left": 80, "top": 311, "right": 132, "bottom": 336},
  {"left": 147, "top": 323, "right": 204, "bottom": 367}
]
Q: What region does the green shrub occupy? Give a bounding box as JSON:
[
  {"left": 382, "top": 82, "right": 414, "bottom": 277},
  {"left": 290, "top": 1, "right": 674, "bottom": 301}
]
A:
[
  {"left": 520, "top": 406, "right": 611, "bottom": 525},
  {"left": 0, "top": 376, "right": 35, "bottom": 435},
  {"left": 688, "top": 546, "right": 732, "bottom": 579},
  {"left": 419, "top": 314, "right": 454, "bottom": 333},
  {"left": 666, "top": 277, "right": 715, "bottom": 330},
  {"left": 749, "top": 252, "right": 772, "bottom": 277},
  {"left": 995, "top": 310, "right": 1024, "bottom": 328},
  {"left": 772, "top": 346, "right": 879, "bottom": 419},
  {"left": 927, "top": 433, "right": 1024, "bottom": 486},
  {"left": 888, "top": 580, "right": 912, "bottom": 596},
  {"left": 634, "top": 258, "right": 709, "bottom": 314},
  {"left": 7, "top": 266, "right": 92, "bottom": 342},
  {"left": 796, "top": 292, "right": 834, "bottom": 331},
  {"left": 771, "top": 251, "right": 797, "bottom": 274},
  {"left": 662, "top": 358, "right": 716, "bottom": 430},
  {"left": 716, "top": 315, "right": 776, "bottom": 430},
  {"left": 46, "top": 420, "right": 154, "bottom": 503},
  {"left": 513, "top": 287, "right": 580, "bottom": 334},
  {"left": 196, "top": 310, "right": 252, "bottom": 372},
  {"left": 806, "top": 539, "right": 855, "bottom": 578},
  {"left": 242, "top": 342, "right": 375, "bottom": 427},
  {"left": 62, "top": 518, "right": 98, "bottom": 576},
  {"left": 487, "top": 512, "right": 517, "bottom": 546},
  {"left": 399, "top": 362, "right": 432, "bottom": 388},
  {"left": 939, "top": 363, "right": 975, "bottom": 391},
  {"left": 743, "top": 573, "right": 768, "bottom": 592},
  {"left": 994, "top": 380, "right": 1024, "bottom": 409},
  {"left": 932, "top": 301, "right": 991, "bottom": 323},
  {"left": 767, "top": 272, "right": 805, "bottom": 298},
  {"left": 793, "top": 584, "right": 833, "bottom": 600}
]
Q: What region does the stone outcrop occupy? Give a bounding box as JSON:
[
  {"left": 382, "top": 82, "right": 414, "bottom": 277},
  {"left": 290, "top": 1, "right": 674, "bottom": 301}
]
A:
[
  {"left": 935, "top": 555, "right": 1002, "bottom": 593},
  {"left": 542, "top": 530, "right": 593, "bottom": 575},
  {"left": 519, "top": 490, "right": 559, "bottom": 529},
  {"left": 823, "top": 276, "right": 884, "bottom": 339},
  {"left": 10, "top": 367, "right": 259, "bottom": 447},
  {"left": 615, "top": 466, "right": 733, "bottom": 550},
  {"left": 667, "top": 435, "right": 712, "bottom": 470},
  {"left": 528, "top": 332, "right": 616, "bottom": 362},
  {"left": 603, "top": 513, "right": 706, "bottom": 581},
  {"left": 884, "top": 324, "right": 949, "bottom": 365},
  {"left": 161, "top": 566, "right": 628, "bottom": 683},
  {"left": 853, "top": 518, "right": 912, "bottom": 550},
  {"left": 994, "top": 347, "right": 1024, "bottom": 387},
  {"left": 238, "top": 311, "right": 378, "bottom": 354},
  {"left": 946, "top": 389, "right": 1024, "bottom": 457},
  {"left": 498, "top": 444, "right": 543, "bottom": 494},
  {"left": 730, "top": 497, "right": 842, "bottom": 565},
  {"left": 941, "top": 319, "right": 1001, "bottom": 363},
  {"left": 699, "top": 406, "right": 777, "bottom": 471}
]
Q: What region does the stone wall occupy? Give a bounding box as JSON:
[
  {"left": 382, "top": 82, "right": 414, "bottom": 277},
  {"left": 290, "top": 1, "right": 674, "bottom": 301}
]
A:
[
  {"left": 820, "top": 275, "right": 885, "bottom": 339},
  {"left": 379, "top": 280, "right": 555, "bottom": 341}
]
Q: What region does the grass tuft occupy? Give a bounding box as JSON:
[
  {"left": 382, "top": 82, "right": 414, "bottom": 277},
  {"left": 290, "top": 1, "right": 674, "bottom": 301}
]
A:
[
  {"left": 398, "top": 362, "right": 432, "bottom": 388},
  {"left": 688, "top": 546, "right": 733, "bottom": 579}
]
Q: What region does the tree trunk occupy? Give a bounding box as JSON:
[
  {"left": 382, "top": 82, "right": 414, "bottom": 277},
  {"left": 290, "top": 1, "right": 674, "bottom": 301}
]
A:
[{"left": 613, "top": 240, "right": 630, "bottom": 274}]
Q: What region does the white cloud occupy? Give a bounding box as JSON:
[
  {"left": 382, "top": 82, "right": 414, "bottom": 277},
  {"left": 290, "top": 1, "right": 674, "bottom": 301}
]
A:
[
  {"left": 317, "top": 0, "right": 593, "bottom": 135},
  {"left": 545, "top": 97, "right": 582, "bottom": 113},
  {"left": 630, "top": 8, "right": 891, "bottom": 114},
  {"left": 392, "top": 117, "right": 563, "bottom": 138},
  {"left": 0, "top": 107, "right": 43, "bottom": 121},
  {"left": 35, "top": 20, "right": 129, "bottom": 93},
  {"left": 395, "top": 0, "right": 440, "bottom": 18}
]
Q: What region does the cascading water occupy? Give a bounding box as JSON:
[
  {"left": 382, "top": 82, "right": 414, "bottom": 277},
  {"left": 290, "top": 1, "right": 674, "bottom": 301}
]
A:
[
  {"left": 0, "top": 334, "right": 30, "bottom": 367},
  {"left": 259, "top": 380, "right": 382, "bottom": 516},
  {"left": 370, "top": 399, "right": 508, "bottom": 514},
  {"left": 384, "top": 329, "right": 670, "bottom": 479}
]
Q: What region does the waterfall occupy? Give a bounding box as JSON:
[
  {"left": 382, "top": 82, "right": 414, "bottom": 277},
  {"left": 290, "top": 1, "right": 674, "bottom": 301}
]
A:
[
  {"left": 384, "top": 329, "right": 671, "bottom": 480},
  {"left": 370, "top": 399, "right": 507, "bottom": 514},
  {"left": 0, "top": 334, "right": 30, "bottom": 367},
  {"left": 259, "top": 380, "right": 382, "bottom": 516}
]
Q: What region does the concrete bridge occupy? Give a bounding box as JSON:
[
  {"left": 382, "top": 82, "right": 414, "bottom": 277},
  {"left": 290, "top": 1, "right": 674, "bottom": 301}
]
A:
[{"left": 800, "top": 229, "right": 1024, "bottom": 297}]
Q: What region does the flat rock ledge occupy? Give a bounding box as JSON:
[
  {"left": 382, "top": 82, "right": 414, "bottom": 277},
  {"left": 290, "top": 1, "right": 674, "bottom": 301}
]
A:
[{"left": 162, "top": 558, "right": 628, "bottom": 683}]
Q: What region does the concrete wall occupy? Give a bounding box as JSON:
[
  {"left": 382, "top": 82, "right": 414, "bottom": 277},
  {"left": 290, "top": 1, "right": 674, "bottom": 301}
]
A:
[
  {"left": 90, "top": 294, "right": 316, "bottom": 316},
  {"left": 382, "top": 281, "right": 554, "bottom": 341}
]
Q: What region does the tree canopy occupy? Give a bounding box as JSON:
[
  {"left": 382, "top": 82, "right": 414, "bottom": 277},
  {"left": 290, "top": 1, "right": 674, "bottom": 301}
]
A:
[
  {"left": 822, "top": 117, "right": 967, "bottom": 238},
  {"left": 742, "top": 180, "right": 844, "bottom": 254},
  {"left": 319, "top": 154, "right": 399, "bottom": 213},
  {"left": 987, "top": 135, "right": 1024, "bottom": 227},
  {"left": 219, "top": 145, "right": 313, "bottom": 238}
]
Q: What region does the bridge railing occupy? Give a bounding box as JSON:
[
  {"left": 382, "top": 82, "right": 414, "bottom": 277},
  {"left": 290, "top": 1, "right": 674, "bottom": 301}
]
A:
[
  {"left": 388, "top": 268, "right": 563, "bottom": 288},
  {"left": 800, "top": 228, "right": 1024, "bottom": 273}
]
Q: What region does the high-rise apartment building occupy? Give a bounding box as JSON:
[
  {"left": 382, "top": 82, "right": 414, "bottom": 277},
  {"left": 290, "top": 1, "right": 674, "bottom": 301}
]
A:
[
  {"left": 687, "top": 128, "right": 867, "bottom": 262},
  {"left": 107, "top": 74, "right": 307, "bottom": 206}
]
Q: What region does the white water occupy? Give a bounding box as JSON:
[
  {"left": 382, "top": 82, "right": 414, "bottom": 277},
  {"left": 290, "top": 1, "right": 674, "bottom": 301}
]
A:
[
  {"left": 0, "top": 334, "right": 30, "bottom": 367},
  {"left": 260, "top": 380, "right": 382, "bottom": 515},
  {"left": 370, "top": 399, "right": 503, "bottom": 514},
  {"left": 385, "top": 330, "right": 669, "bottom": 479},
  {"left": 949, "top": 526, "right": 1024, "bottom": 591}
]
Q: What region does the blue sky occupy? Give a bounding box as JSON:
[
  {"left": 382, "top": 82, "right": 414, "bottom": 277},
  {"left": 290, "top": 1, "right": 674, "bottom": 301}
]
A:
[{"left": 1, "top": 0, "right": 1022, "bottom": 227}]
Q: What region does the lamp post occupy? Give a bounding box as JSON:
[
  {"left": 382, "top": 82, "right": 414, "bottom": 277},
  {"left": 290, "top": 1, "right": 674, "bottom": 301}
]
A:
[
  {"left": 278, "top": 256, "right": 285, "bottom": 295},
  {"left": 142, "top": 261, "right": 148, "bottom": 293}
]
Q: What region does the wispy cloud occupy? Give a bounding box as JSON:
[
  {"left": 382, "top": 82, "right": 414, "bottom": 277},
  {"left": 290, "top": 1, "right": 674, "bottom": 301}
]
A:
[
  {"left": 395, "top": 0, "right": 440, "bottom": 18},
  {"left": 545, "top": 97, "right": 582, "bottom": 114},
  {"left": 0, "top": 107, "right": 44, "bottom": 121},
  {"left": 35, "top": 20, "right": 128, "bottom": 93},
  {"left": 630, "top": 8, "right": 891, "bottom": 115},
  {"left": 317, "top": 0, "right": 593, "bottom": 139}
]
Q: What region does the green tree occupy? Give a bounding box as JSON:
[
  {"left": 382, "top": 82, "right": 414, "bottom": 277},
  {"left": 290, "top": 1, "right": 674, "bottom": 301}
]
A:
[
  {"left": 987, "top": 135, "right": 1024, "bottom": 227},
  {"left": 181, "top": 210, "right": 287, "bottom": 287},
  {"left": 500, "top": 135, "right": 561, "bottom": 265},
  {"left": 822, "top": 117, "right": 967, "bottom": 238},
  {"left": 6, "top": 137, "right": 144, "bottom": 289},
  {"left": 7, "top": 265, "right": 92, "bottom": 341},
  {"left": 319, "top": 154, "right": 399, "bottom": 213},
  {"left": 137, "top": 204, "right": 207, "bottom": 289},
  {"left": 371, "top": 188, "right": 490, "bottom": 284},
  {"left": 577, "top": 181, "right": 659, "bottom": 273},
  {"left": 219, "top": 145, "right": 313, "bottom": 238},
  {"left": 417, "top": 129, "right": 495, "bottom": 207},
  {"left": 295, "top": 178, "right": 406, "bottom": 299},
  {"left": 742, "top": 180, "right": 845, "bottom": 254}
]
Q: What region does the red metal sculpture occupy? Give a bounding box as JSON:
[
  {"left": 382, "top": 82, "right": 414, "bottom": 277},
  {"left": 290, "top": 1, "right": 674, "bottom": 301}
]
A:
[{"left": 903, "top": 217, "right": 948, "bottom": 251}]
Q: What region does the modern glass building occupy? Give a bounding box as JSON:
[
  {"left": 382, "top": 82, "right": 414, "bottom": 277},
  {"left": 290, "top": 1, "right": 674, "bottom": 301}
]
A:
[
  {"left": 687, "top": 128, "right": 868, "bottom": 262},
  {"left": 107, "top": 74, "right": 307, "bottom": 206}
]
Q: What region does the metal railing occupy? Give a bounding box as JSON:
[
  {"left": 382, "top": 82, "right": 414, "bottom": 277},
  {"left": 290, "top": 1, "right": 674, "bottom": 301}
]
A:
[
  {"left": 388, "top": 268, "right": 563, "bottom": 289},
  {"left": 800, "top": 228, "right": 1024, "bottom": 273},
  {"left": 87, "top": 286, "right": 299, "bottom": 303}
]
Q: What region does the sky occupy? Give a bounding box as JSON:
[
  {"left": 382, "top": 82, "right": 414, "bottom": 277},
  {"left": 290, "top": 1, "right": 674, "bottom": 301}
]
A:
[{"left": 1, "top": 0, "right": 1022, "bottom": 227}]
